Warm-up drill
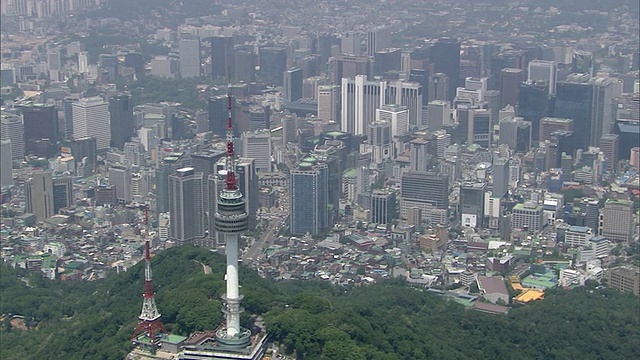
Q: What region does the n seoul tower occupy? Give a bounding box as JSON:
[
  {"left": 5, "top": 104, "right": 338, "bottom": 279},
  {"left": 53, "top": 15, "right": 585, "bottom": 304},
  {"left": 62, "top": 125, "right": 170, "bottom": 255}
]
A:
[{"left": 213, "top": 92, "right": 252, "bottom": 347}]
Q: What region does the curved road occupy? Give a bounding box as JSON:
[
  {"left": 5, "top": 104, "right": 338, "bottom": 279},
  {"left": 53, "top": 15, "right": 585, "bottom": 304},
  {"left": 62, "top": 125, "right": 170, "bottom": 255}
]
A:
[{"left": 243, "top": 214, "right": 288, "bottom": 262}]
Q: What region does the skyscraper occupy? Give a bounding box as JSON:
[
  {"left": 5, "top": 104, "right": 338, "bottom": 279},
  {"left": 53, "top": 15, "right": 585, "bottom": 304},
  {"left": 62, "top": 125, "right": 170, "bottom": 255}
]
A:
[
  {"left": 25, "top": 171, "right": 54, "bottom": 221},
  {"left": 340, "top": 32, "right": 362, "bottom": 55},
  {"left": 0, "top": 139, "right": 12, "bottom": 187},
  {"left": 72, "top": 97, "right": 111, "bottom": 150},
  {"left": 517, "top": 81, "right": 551, "bottom": 143},
  {"left": 589, "top": 77, "right": 622, "bottom": 147},
  {"left": 367, "top": 120, "right": 392, "bottom": 164},
  {"left": 572, "top": 50, "right": 594, "bottom": 76},
  {"left": 427, "top": 73, "right": 449, "bottom": 102},
  {"left": 234, "top": 48, "right": 256, "bottom": 83},
  {"left": 500, "top": 68, "right": 523, "bottom": 108},
  {"left": 427, "top": 100, "right": 450, "bottom": 131},
  {"left": 52, "top": 176, "right": 73, "bottom": 213},
  {"left": 1, "top": 111, "right": 24, "bottom": 161},
  {"left": 527, "top": 60, "right": 557, "bottom": 95},
  {"left": 169, "top": 167, "right": 205, "bottom": 245},
  {"left": 492, "top": 157, "right": 509, "bottom": 198},
  {"left": 21, "top": 103, "right": 58, "bottom": 158},
  {"left": 236, "top": 158, "right": 259, "bottom": 230},
  {"left": 155, "top": 153, "right": 190, "bottom": 213},
  {"left": 599, "top": 134, "right": 620, "bottom": 173},
  {"left": 370, "top": 190, "right": 397, "bottom": 224},
  {"left": 400, "top": 171, "right": 449, "bottom": 223},
  {"left": 108, "top": 94, "right": 134, "bottom": 150},
  {"left": 179, "top": 36, "right": 201, "bottom": 79},
  {"left": 210, "top": 36, "right": 234, "bottom": 82},
  {"left": 208, "top": 95, "right": 228, "bottom": 137},
  {"left": 377, "top": 104, "right": 409, "bottom": 138},
  {"left": 328, "top": 54, "right": 370, "bottom": 85},
  {"left": 366, "top": 27, "right": 391, "bottom": 57},
  {"left": 341, "top": 75, "right": 384, "bottom": 135},
  {"left": 554, "top": 79, "right": 593, "bottom": 150},
  {"left": 283, "top": 68, "right": 303, "bottom": 103},
  {"left": 538, "top": 117, "right": 573, "bottom": 142},
  {"left": 290, "top": 161, "right": 329, "bottom": 235},
  {"left": 431, "top": 38, "right": 461, "bottom": 101},
  {"left": 599, "top": 199, "right": 634, "bottom": 243},
  {"left": 460, "top": 182, "right": 486, "bottom": 228},
  {"left": 317, "top": 85, "right": 340, "bottom": 122},
  {"left": 108, "top": 165, "right": 132, "bottom": 204},
  {"left": 374, "top": 48, "right": 402, "bottom": 76},
  {"left": 241, "top": 130, "right": 272, "bottom": 172},
  {"left": 99, "top": 54, "right": 119, "bottom": 82},
  {"left": 259, "top": 47, "right": 287, "bottom": 86},
  {"left": 385, "top": 80, "right": 423, "bottom": 128},
  {"left": 69, "top": 137, "right": 97, "bottom": 176},
  {"left": 410, "top": 139, "right": 429, "bottom": 173}
]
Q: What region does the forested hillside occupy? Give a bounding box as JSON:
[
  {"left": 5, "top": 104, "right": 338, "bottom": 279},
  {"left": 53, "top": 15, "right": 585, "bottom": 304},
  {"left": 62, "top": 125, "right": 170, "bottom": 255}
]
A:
[{"left": 1, "top": 246, "right": 638, "bottom": 360}]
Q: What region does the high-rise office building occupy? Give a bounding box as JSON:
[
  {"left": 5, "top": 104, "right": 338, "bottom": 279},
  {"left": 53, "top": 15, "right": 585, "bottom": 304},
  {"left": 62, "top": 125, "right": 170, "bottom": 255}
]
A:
[
  {"left": 52, "top": 176, "right": 73, "bottom": 213},
  {"left": 589, "top": 77, "right": 622, "bottom": 147},
  {"left": 241, "top": 130, "right": 271, "bottom": 172},
  {"left": 517, "top": 81, "right": 551, "bottom": 143},
  {"left": 427, "top": 100, "right": 450, "bottom": 131},
  {"left": 236, "top": 158, "right": 259, "bottom": 230},
  {"left": 108, "top": 165, "right": 132, "bottom": 204},
  {"left": 69, "top": 137, "right": 97, "bottom": 176},
  {"left": 210, "top": 36, "right": 234, "bottom": 82},
  {"left": 72, "top": 97, "right": 111, "bottom": 150},
  {"left": 500, "top": 68, "right": 523, "bottom": 108},
  {"left": 340, "top": 32, "right": 362, "bottom": 55},
  {"left": 191, "top": 150, "right": 225, "bottom": 212},
  {"left": 459, "top": 107, "right": 491, "bottom": 148},
  {"left": 156, "top": 153, "right": 190, "bottom": 213},
  {"left": 554, "top": 78, "right": 593, "bottom": 150},
  {"left": 377, "top": 104, "right": 409, "bottom": 138},
  {"left": 539, "top": 117, "right": 574, "bottom": 143},
  {"left": 527, "top": 60, "right": 557, "bottom": 95},
  {"left": 599, "top": 134, "right": 620, "bottom": 173},
  {"left": 124, "top": 141, "right": 146, "bottom": 167},
  {"left": 259, "top": 47, "right": 287, "bottom": 86},
  {"left": 599, "top": 199, "right": 634, "bottom": 243},
  {"left": 460, "top": 182, "right": 487, "bottom": 228},
  {"left": 47, "top": 51, "right": 61, "bottom": 81},
  {"left": 367, "top": 27, "right": 392, "bottom": 57},
  {"left": 234, "top": 48, "right": 256, "bottom": 83},
  {"left": 249, "top": 106, "right": 270, "bottom": 131},
  {"left": 20, "top": 104, "right": 58, "bottom": 158},
  {"left": 572, "top": 50, "right": 594, "bottom": 76},
  {"left": 367, "top": 120, "right": 392, "bottom": 164},
  {"left": 400, "top": 171, "right": 449, "bottom": 223},
  {"left": 169, "top": 167, "right": 205, "bottom": 245},
  {"left": 431, "top": 38, "right": 461, "bottom": 101},
  {"left": 283, "top": 68, "right": 303, "bottom": 103},
  {"left": 511, "top": 202, "right": 544, "bottom": 233},
  {"left": 99, "top": 54, "right": 119, "bottom": 82},
  {"left": 208, "top": 95, "right": 228, "bottom": 137},
  {"left": 410, "top": 139, "right": 429, "bottom": 173},
  {"left": 492, "top": 157, "right": 509, "bottom": 198},
  {"left": 290, "top": 162, "right": 329, "bottom": 236},
  {"left": 370, "top": 190, "right": 397, "bottom": 224},
  {"left": 179, "top": 36, "right": 201, "bottom": 79},
  {"left": 1, "top": 112, "right": 24, "bottom": 161},
  {"left": 427, "top": 73, "right": 449, "bottom": 103},
  {"left": 108, "top": 94, "right": 135, "bottom": 150},
  {"left": 328, "top": 54, "right": 370, "bottom": 85},
  {"left": 385, "top": 80, "right": 423, "bottom": 128},
  {"left": 374, "top": 48, "right": 402, "bottom": 76},
  {"left": 317, "top": 85, "right": 340, "bottom": 122},
  {"left": 25, "top": 171, "right": 54, "bottom": 221},
  {"left": 1, "top": 139, "right": 12, "bottom": 187},
  {"left": 341, "top": 75, "right": 384, "bottom": 135}
]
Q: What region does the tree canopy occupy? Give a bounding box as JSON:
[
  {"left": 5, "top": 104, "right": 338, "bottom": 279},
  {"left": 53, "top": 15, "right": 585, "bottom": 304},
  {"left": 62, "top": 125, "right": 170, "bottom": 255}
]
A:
[{"left": 1, "top": 246, "right": 638, "bottom": 359}]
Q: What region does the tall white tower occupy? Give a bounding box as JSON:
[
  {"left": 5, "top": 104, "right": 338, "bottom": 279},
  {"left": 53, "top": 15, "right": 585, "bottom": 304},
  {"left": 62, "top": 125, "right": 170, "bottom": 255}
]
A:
[{"left": 213, "top": 92, "right": 251, "bottom": 346}]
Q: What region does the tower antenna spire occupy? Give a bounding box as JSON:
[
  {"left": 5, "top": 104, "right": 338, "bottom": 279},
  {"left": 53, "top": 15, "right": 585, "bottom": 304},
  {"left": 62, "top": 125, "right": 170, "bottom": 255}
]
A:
[
  {"left": 131, "top": 205, "right": 166, "bottom": 343},
  {"left": 224, "top": 86, "right": 237, "bottom": 191}
]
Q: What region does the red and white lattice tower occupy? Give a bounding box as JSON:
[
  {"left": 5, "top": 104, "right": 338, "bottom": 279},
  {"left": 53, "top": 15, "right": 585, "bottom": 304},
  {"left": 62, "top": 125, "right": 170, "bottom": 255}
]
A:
[{"left": 131, "top": 206, "right": 166, "bottom": 342}]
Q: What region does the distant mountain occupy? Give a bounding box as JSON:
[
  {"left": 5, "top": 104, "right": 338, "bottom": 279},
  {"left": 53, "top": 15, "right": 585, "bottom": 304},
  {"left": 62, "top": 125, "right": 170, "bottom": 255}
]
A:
[{"left": 1, "top": 246, "right": 638, "bottom": 360}]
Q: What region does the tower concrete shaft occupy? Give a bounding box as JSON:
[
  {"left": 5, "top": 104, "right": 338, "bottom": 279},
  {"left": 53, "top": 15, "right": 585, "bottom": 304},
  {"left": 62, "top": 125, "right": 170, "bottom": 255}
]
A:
[{"left": 214, "top": 92, "right": 250, "bottom": 345}]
